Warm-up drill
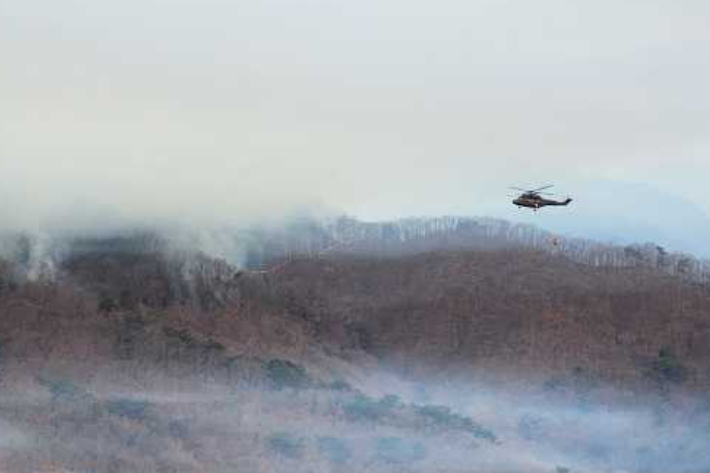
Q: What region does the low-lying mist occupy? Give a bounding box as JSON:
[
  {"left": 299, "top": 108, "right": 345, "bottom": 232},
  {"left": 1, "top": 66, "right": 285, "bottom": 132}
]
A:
[{"left": 1, "top": 370, "right": 708, "bottom": 473}]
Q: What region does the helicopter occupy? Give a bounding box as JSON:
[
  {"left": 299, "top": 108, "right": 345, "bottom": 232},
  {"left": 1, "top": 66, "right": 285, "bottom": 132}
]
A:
[{"left": 510, "top": 185, "right": 572, "bottom": 210}]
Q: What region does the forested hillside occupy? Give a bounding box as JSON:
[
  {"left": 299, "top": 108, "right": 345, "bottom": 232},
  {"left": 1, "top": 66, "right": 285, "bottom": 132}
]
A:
[{"left": 0, "top": 219, "right": 709, "bottom": 473}]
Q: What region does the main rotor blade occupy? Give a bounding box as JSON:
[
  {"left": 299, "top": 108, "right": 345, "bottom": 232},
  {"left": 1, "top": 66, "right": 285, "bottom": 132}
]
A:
[
  {"left": 532, "top": 184, "right": 554, "bottom": 192},
  {"left": 508, "top": 186, "right": 529, "bottom": 192}
]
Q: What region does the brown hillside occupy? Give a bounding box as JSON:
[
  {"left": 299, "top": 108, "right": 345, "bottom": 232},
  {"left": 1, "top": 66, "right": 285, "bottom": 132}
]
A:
[
  {"left": 1, "top": 246, "right": 709, "bottom": 395},
  {"left": 268, "top": 249, "right": 710, "bottom": 393},
  {"left": 1, "top": 245, "right": 710, "bottom": 473}
]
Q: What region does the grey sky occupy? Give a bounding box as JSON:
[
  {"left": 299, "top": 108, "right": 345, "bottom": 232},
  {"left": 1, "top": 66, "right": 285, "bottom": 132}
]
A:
[{"left": 1, "top": 0, "right": 709, "bottom": 243}]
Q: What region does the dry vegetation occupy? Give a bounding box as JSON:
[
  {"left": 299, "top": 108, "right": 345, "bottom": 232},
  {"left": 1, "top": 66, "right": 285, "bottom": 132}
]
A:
[{"left": 0, "top": 225, "right": 709, "bottom": 472}]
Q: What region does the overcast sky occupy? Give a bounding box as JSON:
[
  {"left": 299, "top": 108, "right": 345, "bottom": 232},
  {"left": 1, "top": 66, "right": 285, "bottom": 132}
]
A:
[{"left": 1, "top": 0, "right": 709, "bottom": 243}]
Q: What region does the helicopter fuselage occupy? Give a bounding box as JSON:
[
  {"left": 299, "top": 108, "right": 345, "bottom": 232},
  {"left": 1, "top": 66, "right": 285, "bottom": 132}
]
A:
[{"left": 513, "top": 196, "right": 572, "bottom": 209}]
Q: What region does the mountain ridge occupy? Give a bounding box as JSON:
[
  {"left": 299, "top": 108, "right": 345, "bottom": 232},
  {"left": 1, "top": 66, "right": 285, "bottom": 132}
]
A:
[{"left": 0, "top": 219, "right": 709, "bottom": 472}]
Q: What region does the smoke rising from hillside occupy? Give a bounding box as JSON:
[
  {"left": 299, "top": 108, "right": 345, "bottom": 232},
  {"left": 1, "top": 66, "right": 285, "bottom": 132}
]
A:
[
  {"left": 0, "top": 421, "right": 29, "bottom": 451},
  {"left": 2, "top": 375, "right": 708, "bottom": 473},
  {"left": 0, "top": 156, "right": 334, "bottom": 233}
]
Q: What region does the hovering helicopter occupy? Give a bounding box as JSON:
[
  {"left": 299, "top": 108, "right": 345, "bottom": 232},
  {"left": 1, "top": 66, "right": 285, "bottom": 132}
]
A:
[{"left": 510, "top": 185, "right": 572, "bottom": 210}]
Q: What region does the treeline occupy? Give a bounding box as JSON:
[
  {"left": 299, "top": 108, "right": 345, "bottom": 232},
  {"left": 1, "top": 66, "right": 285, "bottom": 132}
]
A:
[
  {"left": 2, "top": 215, "right": 709, "bottom": 284},
  {"left": 241, "top": 216, "right": 710, "bottom": 282}
]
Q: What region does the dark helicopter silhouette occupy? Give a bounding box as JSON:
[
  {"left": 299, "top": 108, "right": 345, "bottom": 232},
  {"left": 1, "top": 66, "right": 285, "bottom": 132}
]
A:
[{"left": 510, "top": 185, "right": 572, "bottom": 210}]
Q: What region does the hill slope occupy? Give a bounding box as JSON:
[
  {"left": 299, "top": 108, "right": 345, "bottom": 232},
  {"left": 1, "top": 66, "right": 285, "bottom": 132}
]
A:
[{"left": 0, "top": 223, "right": 709, "bottom": 473}]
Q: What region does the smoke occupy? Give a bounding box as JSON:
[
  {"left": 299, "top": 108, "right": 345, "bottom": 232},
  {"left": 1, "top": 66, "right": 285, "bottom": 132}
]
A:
[
  {"left": 2, "top": 0, "right": 710, "bottom": 236},
  {"left": 0, "top": 420, "right": 30, "bottom": 451},
  {"left": 1, "top": 372, "right": 708, "bottom": 473},
  {"left": 0, "top": 156, "right": 335, "bottom": 233}
]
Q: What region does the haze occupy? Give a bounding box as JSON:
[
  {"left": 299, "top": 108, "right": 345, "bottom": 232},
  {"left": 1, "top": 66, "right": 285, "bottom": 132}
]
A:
[{"left": 2, "top": 0, "right": 710, "bottom": 251}]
